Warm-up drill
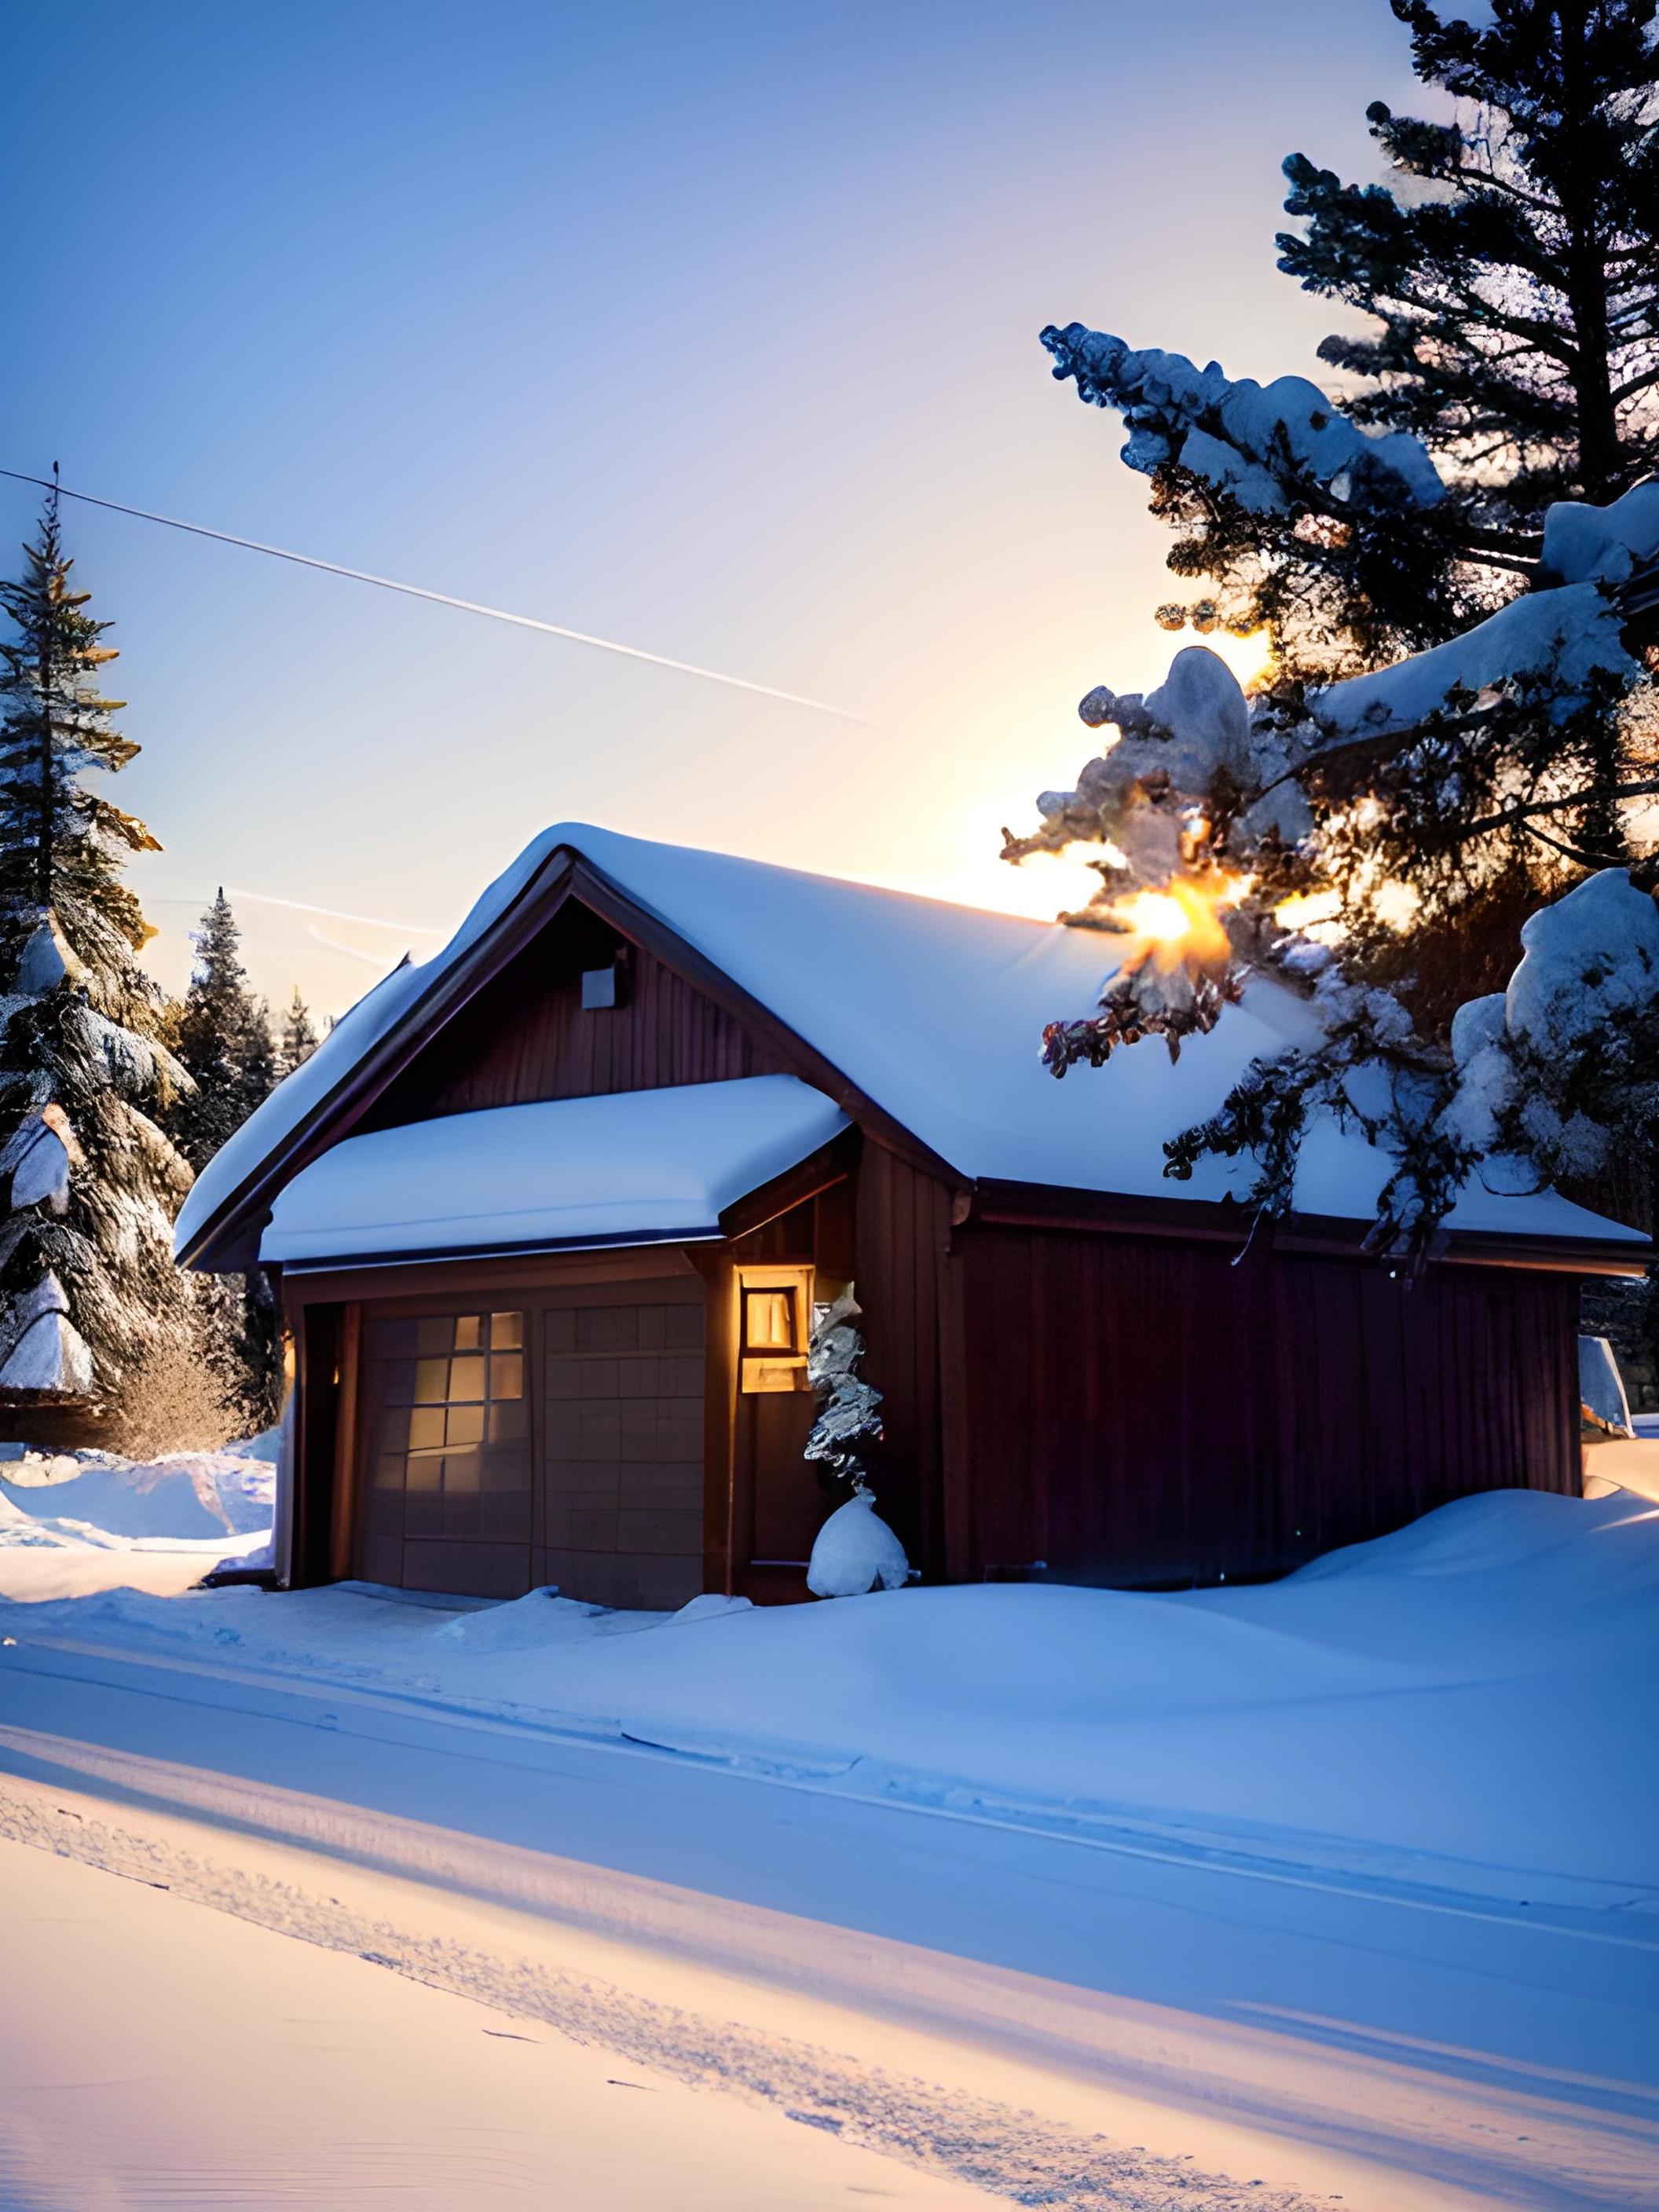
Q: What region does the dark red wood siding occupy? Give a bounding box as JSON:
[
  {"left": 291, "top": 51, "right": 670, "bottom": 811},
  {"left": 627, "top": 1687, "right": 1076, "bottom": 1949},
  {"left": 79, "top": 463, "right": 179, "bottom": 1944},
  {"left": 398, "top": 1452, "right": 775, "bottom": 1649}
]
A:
[
  {"left": 853, "top": 1144, "right": 960, "bottom": 1582},
  {"left": 954, "top": 1223, "right": 1581, "bottom": 1587},
  {"left": 726, "top": 1177, "right": 855, "bottom": 1605},
  {"left": 366, "top": 899, "right": 789, "bottom": 1126}
]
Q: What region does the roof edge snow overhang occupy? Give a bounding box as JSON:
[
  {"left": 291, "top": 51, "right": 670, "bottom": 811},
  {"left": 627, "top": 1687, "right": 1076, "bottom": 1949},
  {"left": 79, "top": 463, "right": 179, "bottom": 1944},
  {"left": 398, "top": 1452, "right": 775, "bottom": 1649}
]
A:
[
  {"left": 970, "top": 1179, "right": 1651, "bottom": 1278},
  {"left": 178, "top": 848, "right": 956, "bottom": 1273},
  {"left": 266, "top": 1133, "right": 859, "bottom": 1281},
  {"left": 276, "top": 1225, "right": 724, "bottom": 1276},
  {"left": 258, "top": 1079, "right": 852, "bottom": 1273}
]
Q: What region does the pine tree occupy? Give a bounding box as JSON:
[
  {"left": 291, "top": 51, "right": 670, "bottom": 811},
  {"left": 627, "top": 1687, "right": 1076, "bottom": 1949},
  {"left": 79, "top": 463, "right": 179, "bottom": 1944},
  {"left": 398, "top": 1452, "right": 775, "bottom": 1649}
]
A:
[
  {"left": 1015, "top": 2, "right": 1659, "bottom": 1264},
  {"left": 0, "top": 487, "right": 200, "bottom": 1419},
  {"left": 278, "top": 985, "right": 318, "bottom": 1076},
  {"left": 1286, "top": 2, "right": 1659, "bottom": 534},
  {"left": 169, "top": 891, "right": 278, "bottom": 1170},
  {"left": 1037, "top": 2, "right": 1659, "bottom": 1024}
]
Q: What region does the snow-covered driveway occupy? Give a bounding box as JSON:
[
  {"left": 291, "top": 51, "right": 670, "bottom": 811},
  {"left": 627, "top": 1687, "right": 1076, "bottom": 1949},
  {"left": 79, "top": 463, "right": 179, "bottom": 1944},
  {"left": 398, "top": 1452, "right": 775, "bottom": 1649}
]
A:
[
  {"left": 0, "top": 1838, "right": 993, "bottom": 2212},
  {"left": 0, "top": 1608, "right": 1654, "bottom": 2210}
]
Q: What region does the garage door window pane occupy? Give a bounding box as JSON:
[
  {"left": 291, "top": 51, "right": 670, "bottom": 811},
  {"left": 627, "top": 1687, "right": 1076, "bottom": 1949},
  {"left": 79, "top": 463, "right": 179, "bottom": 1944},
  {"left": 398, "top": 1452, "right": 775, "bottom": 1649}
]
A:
[
  {"left": 408, "top": 1407, "right": 445, "bottom": 1452},
  {"left": 448, "top": 1356, "right": 486, "bottom": 1401},
  {"left": 446, "top": 1404, "right": 485, "bottom": 1448}
]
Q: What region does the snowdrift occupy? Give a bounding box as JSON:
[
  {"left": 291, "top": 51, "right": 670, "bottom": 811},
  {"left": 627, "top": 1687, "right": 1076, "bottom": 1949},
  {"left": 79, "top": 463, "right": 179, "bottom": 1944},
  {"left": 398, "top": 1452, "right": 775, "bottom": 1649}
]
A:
[
  {"left": 2, "top": 1488, "right": 1654, "bottom": 1901},
  {"left": 0, "top": 1442, "right": 275, "bottom": 1598}
]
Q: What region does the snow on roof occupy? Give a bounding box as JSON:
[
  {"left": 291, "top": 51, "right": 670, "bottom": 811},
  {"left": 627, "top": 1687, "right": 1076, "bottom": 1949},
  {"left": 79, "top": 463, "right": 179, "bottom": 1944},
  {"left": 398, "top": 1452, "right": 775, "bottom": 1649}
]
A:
[
  {"left": 260, "top": 1075, "right": 849, "bottom": 1265},
  {"left": 178, "top": 822, "right": 1643, "bottom": 1258}
]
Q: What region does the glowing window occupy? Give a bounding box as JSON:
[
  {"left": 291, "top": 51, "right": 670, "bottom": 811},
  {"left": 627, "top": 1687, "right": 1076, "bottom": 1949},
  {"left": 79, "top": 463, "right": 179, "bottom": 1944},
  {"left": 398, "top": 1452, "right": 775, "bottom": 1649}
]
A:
[{"left": 738, "top": 1269, "right": 811, "bottom": 1394}]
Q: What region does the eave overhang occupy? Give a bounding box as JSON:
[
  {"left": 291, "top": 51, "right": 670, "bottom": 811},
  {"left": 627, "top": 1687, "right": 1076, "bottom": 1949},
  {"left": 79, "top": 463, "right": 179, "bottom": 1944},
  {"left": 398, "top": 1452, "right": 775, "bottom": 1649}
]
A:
[{"left": 969, "top": 1178, "right": 1651, "bottom": 1278}]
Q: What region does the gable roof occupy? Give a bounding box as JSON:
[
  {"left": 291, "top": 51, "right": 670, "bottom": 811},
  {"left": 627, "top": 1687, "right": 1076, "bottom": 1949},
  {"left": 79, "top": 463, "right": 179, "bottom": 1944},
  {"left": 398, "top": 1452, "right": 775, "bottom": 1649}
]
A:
[{"left": 175, "top": 822, "right": 1645, "bottom": 1268}]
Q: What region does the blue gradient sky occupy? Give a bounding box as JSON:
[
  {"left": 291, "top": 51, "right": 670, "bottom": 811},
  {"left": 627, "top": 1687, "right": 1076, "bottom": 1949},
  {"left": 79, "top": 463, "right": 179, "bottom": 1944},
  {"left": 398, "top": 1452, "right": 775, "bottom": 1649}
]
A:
[{"left": 7, "top": 1, "right": 1417, "bottom": 1015}]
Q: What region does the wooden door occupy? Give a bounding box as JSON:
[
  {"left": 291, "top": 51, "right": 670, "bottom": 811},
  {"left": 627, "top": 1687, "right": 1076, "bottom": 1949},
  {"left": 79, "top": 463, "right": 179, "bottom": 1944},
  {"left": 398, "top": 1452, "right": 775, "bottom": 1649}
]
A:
[{"left": 537, "top": 1278, "right": 707, "bottom": 1609}]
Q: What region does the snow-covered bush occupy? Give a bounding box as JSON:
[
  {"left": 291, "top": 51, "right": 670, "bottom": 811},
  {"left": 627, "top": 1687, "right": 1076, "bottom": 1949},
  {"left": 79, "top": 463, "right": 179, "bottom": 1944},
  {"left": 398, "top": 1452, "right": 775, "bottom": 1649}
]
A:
[
  {"left": 807, "top": 1485, "right": 911, "bottom": 1599},
  {"left": 802, "top": 1291, "right": 913, "bottom": 1596}
]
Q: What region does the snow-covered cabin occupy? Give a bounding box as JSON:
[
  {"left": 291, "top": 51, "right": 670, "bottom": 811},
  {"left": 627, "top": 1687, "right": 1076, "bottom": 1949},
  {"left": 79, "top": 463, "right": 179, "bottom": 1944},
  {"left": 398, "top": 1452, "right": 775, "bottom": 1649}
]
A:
[{"left": 177, "top": 825, "right": 1646, "bottom": 1605}]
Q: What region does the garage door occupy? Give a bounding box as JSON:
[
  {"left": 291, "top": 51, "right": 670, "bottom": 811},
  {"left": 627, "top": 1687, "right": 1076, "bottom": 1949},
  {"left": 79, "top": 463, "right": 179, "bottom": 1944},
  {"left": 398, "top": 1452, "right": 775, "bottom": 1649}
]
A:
[
  {"left": 540, "top": 1282, "right": 706, "bottom": 1610},
  {"left": 355, "top": 1280, "right": 708, "bottom": 1606}
]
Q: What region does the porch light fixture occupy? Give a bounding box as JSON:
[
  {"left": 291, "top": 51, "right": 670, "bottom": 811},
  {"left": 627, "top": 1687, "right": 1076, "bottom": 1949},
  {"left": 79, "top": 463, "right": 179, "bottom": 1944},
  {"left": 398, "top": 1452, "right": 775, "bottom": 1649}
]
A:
[{"left": 738, "top": 1266, "right": 811, "bottom": 1393}]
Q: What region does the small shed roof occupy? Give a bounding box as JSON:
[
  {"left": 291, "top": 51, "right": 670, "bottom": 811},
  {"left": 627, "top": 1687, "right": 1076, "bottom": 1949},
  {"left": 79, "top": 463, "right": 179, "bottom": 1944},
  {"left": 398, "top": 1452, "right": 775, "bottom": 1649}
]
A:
[
  {"left": 261, "top": 1075, "right": 848, "bottom": 1266},
  {"left": 177, "top": 823, "right": 1644, "bottom": 1262}
]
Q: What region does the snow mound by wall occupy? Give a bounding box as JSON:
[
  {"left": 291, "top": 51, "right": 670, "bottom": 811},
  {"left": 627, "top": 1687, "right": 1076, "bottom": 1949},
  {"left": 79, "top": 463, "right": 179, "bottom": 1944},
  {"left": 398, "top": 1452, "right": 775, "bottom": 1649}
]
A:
[
  {"left": 0, "top": 1450, "right": 273, "bottom": 1544},
  {"left": 5, "top": 1489, "right": 1655, "bottom": 1895}
]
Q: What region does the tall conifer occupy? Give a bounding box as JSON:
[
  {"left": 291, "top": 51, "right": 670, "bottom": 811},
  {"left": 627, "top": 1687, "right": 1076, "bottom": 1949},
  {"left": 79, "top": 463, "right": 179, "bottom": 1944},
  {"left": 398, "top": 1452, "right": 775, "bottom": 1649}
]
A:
[
  {"left": 1037, "top": 1, "right": 1659, "bottom": 1023},
  {"left": 170, "top": 891, "right": 278, "bottom": 1170},
  {"left": 1020, "top": 2, "right": 1659, "bottom": 1273},
  {"left": 0, "top": 489, "right": 198, "bottom": 1415},
  {"left": 278, "top": 986, "right": 318, "bottom": 1077}
]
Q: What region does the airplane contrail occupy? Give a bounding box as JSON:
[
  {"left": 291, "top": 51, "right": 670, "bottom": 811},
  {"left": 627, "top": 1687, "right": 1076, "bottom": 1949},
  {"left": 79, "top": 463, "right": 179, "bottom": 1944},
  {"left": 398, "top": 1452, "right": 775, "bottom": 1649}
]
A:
[
  {"left": 306, "top": 925, "right": 403, "bottom": 970},
  {"left": 226, "top": 887, "right": 444, "bottom": 936},
  {"left": 0, "top": 466, "right": 872, "bottom": 724}
]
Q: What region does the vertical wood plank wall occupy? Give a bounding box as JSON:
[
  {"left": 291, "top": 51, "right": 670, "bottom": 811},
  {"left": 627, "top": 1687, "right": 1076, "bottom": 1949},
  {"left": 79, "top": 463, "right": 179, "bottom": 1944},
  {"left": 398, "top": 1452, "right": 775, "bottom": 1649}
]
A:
[
  {"left": 954, "top": 1224, "right": 1581, "bottom": 1586},
  {"left": 365, "top": 912, "right": 789, "bottom": 1126},
  {"left": 854, "top": 1144, "right": 957, "bottom": 1580}
]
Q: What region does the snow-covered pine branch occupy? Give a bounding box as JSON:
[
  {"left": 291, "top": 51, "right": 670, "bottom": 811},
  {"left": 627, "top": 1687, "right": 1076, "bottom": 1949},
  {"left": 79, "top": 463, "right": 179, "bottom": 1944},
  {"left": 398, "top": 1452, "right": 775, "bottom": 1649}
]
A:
[
  {"left": 1039, "top": 322, "right": 1469, "bottom": 681},
  {"left": 1008, "top": 474, "right": 1659, "bottom": 1258},
  {"left": 1039, "top": 325, "right": 1445, "bottom": 517}
]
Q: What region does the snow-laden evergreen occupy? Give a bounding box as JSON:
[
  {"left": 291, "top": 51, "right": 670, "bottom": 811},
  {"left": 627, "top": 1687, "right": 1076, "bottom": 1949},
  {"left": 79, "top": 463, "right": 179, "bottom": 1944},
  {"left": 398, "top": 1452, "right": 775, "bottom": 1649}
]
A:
[
  {"left": 1035, "top": 4, "right": 1659, "bottom": 1045},
  {"left": 1016, "top": 2, "right": 1659, "bottom": 1269},
  {"left": 0, "top": 495, "right": 201, "bottom": 1417},
  {"left": 802, "top": 1289, "right": 911, "bottom": 1598}
]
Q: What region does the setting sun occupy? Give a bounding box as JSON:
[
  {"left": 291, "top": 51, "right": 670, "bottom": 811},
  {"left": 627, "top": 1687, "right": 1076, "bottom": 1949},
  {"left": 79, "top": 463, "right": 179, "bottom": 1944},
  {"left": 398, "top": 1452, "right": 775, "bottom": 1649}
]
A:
[
  {"left": 1193, "top": 627, "right": 1273, "bottom": 693},
  {"left": 1116, "top": 873, "right": 1241, "bottom": 968}
]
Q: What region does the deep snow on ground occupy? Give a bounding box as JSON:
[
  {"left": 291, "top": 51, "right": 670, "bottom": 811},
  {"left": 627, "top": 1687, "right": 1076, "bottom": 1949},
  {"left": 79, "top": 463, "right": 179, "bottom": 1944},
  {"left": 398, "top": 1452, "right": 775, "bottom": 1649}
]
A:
[
  {"left": 0, "top": 1837, "right": 993, "bottom": 2212},
  {"left": 3, "top": 1485, "right": 1655, "bottom": 1900},
  {"left": 3, "top": 1483, "right": 1656, "bottom": 2210},
  {"left": 0, "top": 1437, "right": 274, "bottom": 1597}
]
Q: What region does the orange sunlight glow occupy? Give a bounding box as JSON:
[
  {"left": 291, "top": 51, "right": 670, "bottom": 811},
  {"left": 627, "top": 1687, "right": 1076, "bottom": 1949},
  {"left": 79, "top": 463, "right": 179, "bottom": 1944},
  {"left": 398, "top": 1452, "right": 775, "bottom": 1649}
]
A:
[{"left": 1116, "top": 874, "right": 1242, "bottom": 969}]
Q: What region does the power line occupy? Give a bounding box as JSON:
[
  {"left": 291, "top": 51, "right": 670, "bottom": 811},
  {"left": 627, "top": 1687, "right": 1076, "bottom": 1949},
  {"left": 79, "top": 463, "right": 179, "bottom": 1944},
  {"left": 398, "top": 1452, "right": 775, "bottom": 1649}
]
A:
[{"left": 0, "top": 465, "right": 870, "bottom": 726}]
